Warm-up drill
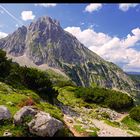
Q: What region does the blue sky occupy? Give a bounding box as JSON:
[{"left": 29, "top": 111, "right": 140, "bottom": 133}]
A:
[{"left": 0, "top": 3, "right": 140, "bottom": 72}]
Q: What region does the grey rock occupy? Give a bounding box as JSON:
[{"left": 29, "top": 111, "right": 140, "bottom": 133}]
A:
[
  {"left": 0, "top": 26, "right": 27, "bottom": 56},
  {"left": 13, "top": 106, "right": 37, "bottom": 125},
  {"left": 3, "top": 131, "right": 12, "bottom": 137},
  {"left": 28, "top": 111, "right": 63, "bottom": 137},
  {"left": 0, "top": 105, "right": 11, "bottom": 120}
]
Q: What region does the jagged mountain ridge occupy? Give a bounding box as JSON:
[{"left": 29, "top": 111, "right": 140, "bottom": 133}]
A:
[{"left": 0, "top": 16, "right": 137, "bottom": 93}]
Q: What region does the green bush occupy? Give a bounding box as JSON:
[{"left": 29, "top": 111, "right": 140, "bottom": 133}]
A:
[
  {"left": 0, "top": 49, "right": 58, "bottom": 104},
  {"left": 0, "top": 49, "right": 12, "bottom": 79},
  {"left": 54, "top": 80, "right": 75, "bottom": 88},
  {"left": 129, "top": 106, "right": 140, "bottom": 122},
  {"left": 74, "top": 87, "right": 134, "bottom": 111}
]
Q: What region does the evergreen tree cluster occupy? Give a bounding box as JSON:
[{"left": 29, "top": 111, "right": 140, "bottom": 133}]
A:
[
  {"left": 74, "top": 86, "right": 134, "bottom": 111},
  {"left": 0, "top": 49, "right": 58, "bottom": 104},
  {"left": 129, "top": 106, "right": 140, "bottom": 122}
]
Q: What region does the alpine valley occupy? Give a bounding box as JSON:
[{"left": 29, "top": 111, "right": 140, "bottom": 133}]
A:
[{"left": 0, "top": 16, "right": 140, "bottom": 137}]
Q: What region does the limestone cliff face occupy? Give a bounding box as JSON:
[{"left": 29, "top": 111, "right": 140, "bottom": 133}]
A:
[
  {"left": 0, "top": 16, "right": 137, "bottom": 93},
  {"left": 0, "top": 26, "right": 27, "bottom": 56}
]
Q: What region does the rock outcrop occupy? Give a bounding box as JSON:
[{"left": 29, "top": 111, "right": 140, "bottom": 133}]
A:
[
  {"left": 28, "top": 111, "right": 63, "bottom": 137},
  {"left": 13, "top": 106, "right": 37, "bottom": 125},
  {"left": 3, "top": 131, "right": 12, "bottom": 137},
  {"left": 13, "top": 106, "right": 63, "bottom": 137},
  {"left": 0, "top": 105, "right": 11, "bottom": 121}
]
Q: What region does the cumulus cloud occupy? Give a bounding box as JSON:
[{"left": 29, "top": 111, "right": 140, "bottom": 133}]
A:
[
  {"left": 85, "top": 3, "right": 102, "bottom": 13},
  {"left": 119, "top": 3, "right": 138, "bottom": 11},
  {"left": 21, "top": 11, "right": 35, "bottom": 21},
  {"left": 65, "top": 26, "right": 140, "bottom": 72},
  {"left": 34, "top": 3, "right": 57, "bottom": 8},
  {"left": 0, "top": 32, "right": 8, "bottom": 39}
]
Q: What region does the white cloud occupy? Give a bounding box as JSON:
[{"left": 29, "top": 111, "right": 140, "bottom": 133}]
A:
[
  {"left": 0, "top": 32, "right": 8, "bottom": 39},
  {"left": 119, "top": 3, "right": 138, "bottom": 11},
  {"left": 65, "top": 26, "right": 140, "bottom": 72},
  {"left": 34, "top": 3, "right": 57, "bottom": 8},
  {"left": 65, "top": 27, "right": 111, "bottom": 47},
  {"left": 21, "top": 11, "right": 35, "bottom": 21},
  {"left": 85, "top": 3, "right": 102, "bottom": 13}
]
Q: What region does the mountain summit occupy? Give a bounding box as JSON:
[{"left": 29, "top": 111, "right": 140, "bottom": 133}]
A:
[{"left": 0, "top": 16, "right": 138, "bottom": 92}]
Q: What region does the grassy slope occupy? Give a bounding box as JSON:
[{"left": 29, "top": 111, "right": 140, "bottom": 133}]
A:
[
  {"left": 57, "top": 86, "right": 98, "bottom": 108},
  {"left": 127, "top": 74, "right": 140, "bottom": 105},
  {"left": 0, "top": 80, "right": 140, "bottom": 136},
  {"left": 0, "top": 82, "right": 63, "bottom": 136},
  {"left": 57, "top": 86, "right": 140, "bottom": 136},
  {"left": 121, "top": 116, "right": 140, "bottom": 136}
]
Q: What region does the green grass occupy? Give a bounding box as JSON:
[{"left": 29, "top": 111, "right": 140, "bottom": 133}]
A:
[
  {"left": 74, "top": 125, "right": 86, "bottom": 133},
  {"left": 0, "top": 92, "right": 28, "bottom": 116},
  {"left": 73, "top": 125, "right": 98, "bottom": 137},
  {"left": 121, "top": 116, "right": 140, "bottom": 133},
  {"left": 0, "top": 82, "right": 42, "bottom": 136},
  {"left": 0, "top": 82, "right": 64, "bottom": 136},
  {"left": 36, "top": 101, "right": 63, "bottom": 121},
  {"left": 0, "top": 119, "right": 36, "bottom": 137},
  {"left": 0, "top": 82, "right": 41, "bottom": 116},
  {"left": 57, "top": 86, "right": 97, "bottom": 109},
  {"left": 88, "top": 131, "right": 98, "bottom": 137},
  {"left": 46, "top": 69, "right": 75, "bottom": 88},
  {"left": 104, "top": 120, "right": 120, "bottom": 128},
  {"left": 58, "top": 86, "right": 83, "bottom": 107},
  {"left": 47, "top": 69, "right": 69, "bottom": 81},
  {"left": 0, "top": 83, "right": 63, "bottom": 121}
]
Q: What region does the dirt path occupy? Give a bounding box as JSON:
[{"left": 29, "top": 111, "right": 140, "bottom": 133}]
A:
[
  {"left": 116, "top": 113, "right": 129, "bottom": 122},
  {"left": 92, "top": 119, "right": 132, "bottom": 136},
  {"left": 63, "top": 114, "right": 84, "bottom": 137},
  {"left": 60, "top": 104, "right": 132, "bottom": 137},
  {"left": 63, "top": 113, "right": 132, "bottom": 137}
]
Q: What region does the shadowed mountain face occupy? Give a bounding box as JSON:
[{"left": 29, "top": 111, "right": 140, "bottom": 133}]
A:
[{"left": 0, "top": 16, "right": 138, "bottom": 92}]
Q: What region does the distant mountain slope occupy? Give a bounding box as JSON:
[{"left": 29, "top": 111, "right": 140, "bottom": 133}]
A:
[
  {"left": 126, "top": 72, "right": 140, "bottom": 75},
  {"left": 0, "top": 16, "right": 138, "bottom": 93},
  {"left": 127, "top": 73, "right": 140, "bottom": 89},
  {"left": 129, "top": 75, "right": 140, "bottom": 83}
]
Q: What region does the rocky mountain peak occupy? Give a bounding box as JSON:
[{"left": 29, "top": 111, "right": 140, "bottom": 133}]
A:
[
  {"left": 28, "top": 16, "right": 61, "bottom": 32},
  {"left": 38, "top": 16, "right": 60, "bottom": 26},
  {"left": 0, "top": 16, "right": 138, "bottom": 92},
  {"left": 17, "top": 25, "right": 27, "bottom": 33}
]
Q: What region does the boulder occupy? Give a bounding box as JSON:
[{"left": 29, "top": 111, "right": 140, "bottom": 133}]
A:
[
  {"left": 13, "top": 106, "right": 37, "bottom": 125},
  {"left": 28, "top": 111, "right": 63, "bottom": 137},
  {"left": 0, "top": 105, "right": 11, "bottom": 120},
  {"left": 3, "top": 131, "right": 12, "bottom": 137}
]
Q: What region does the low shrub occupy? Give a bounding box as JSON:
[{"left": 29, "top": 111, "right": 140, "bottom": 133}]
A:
[
  {"left": 74, "top": 87, "right": 134, "bottom": 111},
  {"left": 129, "top": 106, "right": 140, "bottom": 122},
  {"left": 17, "top": 97, "right": 35, "bottom": 107}
]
